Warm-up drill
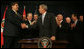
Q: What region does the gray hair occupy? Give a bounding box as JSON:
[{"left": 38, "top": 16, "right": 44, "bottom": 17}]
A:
[
  {"left": 27, "top": 13, "right": 32, "bottom": 16},
  {"left": 40, "top": 4, "right": 48, "bottom": 11}
]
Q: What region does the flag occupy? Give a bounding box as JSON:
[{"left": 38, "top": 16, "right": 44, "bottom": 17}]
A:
[
  {"left": 1, "top": 6, "right": 8, "bottom": 47},
  {"left": 23, "top": 6, "right": 26, "bottom": 20}
]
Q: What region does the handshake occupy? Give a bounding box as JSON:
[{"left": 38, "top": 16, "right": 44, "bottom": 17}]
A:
[
  {"left": 21, "top": 21, "right": 36, "bottom": 29},
  {"left": 21, "top": 23, "right": 28, "bottom": 29}
]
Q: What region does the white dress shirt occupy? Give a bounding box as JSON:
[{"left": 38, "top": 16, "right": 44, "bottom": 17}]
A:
[
  {"left": 59, "top": 20, "right": 63, "bottom": 28},
  {"left": 74, "top": 20, "right": 78, "bottom": 25},
  {"left": 42, "top": 12, "right": 47, "bottom": 25},
  {"left": 12, "top": 9, "right": 17, "bottom": 14},
  {"left": 28, "top": 20, "right": 32, "bottom": 25}
]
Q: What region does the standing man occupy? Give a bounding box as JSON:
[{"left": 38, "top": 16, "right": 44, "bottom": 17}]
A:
[
  {"left": 3, "top": 2, "right": 27, "bottom": 48},
  {"left": 71, "top": 14, "right": 80, "bottom": 48},
  {"left": 55, "top": 14, "right": 67, "bottom": 40},
  {"left": 78, "top": 15, "right": 83, "bottom": 48},
  {"left": 37, "top": 4, "right": 56, "bottom": 40},
  {"left": 22, "top": 13, "right": 33, "bottom": 39}
]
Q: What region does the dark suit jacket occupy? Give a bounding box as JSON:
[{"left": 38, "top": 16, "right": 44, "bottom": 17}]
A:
[
  {"left": 56, "top": 21, "right": 68, "bottom": 40},
  {"left": 65, "top": 23, "right": 72, "bottom": 41},
  {"left": 71, "top": 20, "right": 83, "bottom": 48},
  {"left": 72, "top": 20, "right": 80, "bottom": 41},
  {"left": 78, "top": 21, "right": 83, "bottom": 35},
  {"left": 3, "top": 9, "right": 22, "bottom": 37},
  {"left": 78, "top": 21, "right": 83, "bottom": 47},
  {"left": 35, "top": 12, "right": 56, "bottom": 38},
  {"left": 72, "top": 20, "right": 80, "bottom": 33}
]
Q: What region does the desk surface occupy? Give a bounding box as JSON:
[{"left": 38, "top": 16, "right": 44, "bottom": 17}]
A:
[{"left": 19, "top": 38, "right": 69, "bottom": 44}]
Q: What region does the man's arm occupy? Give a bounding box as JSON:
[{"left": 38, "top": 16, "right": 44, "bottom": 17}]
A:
[
  {"left": 51, "top": 14, "right": 57, "bottom": 36},
  {"left": 6, "top": 11, "right": 22, "bottom": 27},
  {"left": 50, "top": 14, "right": 57, "bottom": 40}
]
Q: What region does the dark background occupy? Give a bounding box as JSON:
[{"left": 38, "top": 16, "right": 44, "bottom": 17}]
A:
[{"left": 1, "top": 0, "right": 84, "bottom": 21}]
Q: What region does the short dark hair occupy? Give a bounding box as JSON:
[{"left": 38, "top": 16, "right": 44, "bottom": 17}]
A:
[
  {"left": 72, "top": 14, "right": 79, "bottom": 19},
  {"left": 34, "top": 13, "right": 38, "bottom": 16},
  {"left": 57, "top": 14, "right": 63, "bottom": 16},
  {"left": 27, "top": 13, "right": 32, "bottom": 16},
  {"left": 72, "top": 14, "right": 77, "bottom": 17},
  {"left": 11, "top": 2, "right": 18, "bottom": 6}
]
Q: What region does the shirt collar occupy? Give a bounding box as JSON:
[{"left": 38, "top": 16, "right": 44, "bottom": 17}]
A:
[
  {"left": 12, "top": 9, "right": 17, "bottom": 14},
  {"left": 75, "top": 19, "right": 78, "bottom": 24},
  {"left": 60, "top": 20, "right": 63, "bottom": 23},
  {"left": 42, "top": 12, "right": 47, "bottom": 16}
]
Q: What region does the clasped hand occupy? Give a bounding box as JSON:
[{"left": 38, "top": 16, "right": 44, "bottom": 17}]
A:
[{"left": 21, "top": 23, "right": 28, "bottom": 29}]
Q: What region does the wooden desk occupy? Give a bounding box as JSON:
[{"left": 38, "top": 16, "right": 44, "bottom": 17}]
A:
[{"left": 18, "top": 38, "right": 69, "bottom": 48}]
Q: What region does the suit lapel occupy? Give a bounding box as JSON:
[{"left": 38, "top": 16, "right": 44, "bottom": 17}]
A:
[
  {"left": 39, "top": 13, "right": 47, "bottom": 25},
  {"left": 39, "top": 15, "right": 42, "bottom": 24},
  {"left": 44, "top": 13, "right": 47, "bottom": 25}
]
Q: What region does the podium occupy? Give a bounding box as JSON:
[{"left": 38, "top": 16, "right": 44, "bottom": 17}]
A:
[{"left": 18, "top": 38, "right": 69, "bottom": 48}]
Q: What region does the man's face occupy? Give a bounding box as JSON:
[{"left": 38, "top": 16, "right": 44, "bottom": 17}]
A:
[
  {"left": 12, "top": 4, "right": 19, "bottom": 11},
  {"left": 34, "top": 15, "right": 38, "bottom": 20},
  {"left": 27, "top": 14, "right": 32, "bottom": 21},
  {"left": 66, "top": 18, "right": 71, "bottom": 23},
  {"left": 57, "top": 15, "right": 63, "bottom": 21},
  {"left": 80, "top": 16, "right": 83, "bottom": 21},
  {"left": 39, "top": 6, "right": 43, "bottom": 14}
]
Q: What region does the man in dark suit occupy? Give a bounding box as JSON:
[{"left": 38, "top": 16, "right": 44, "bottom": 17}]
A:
[
  {"left": 79, "top": 15, "right": 83, "bottom": 33},
  {"left": 20, "top": 4, "right": 56, "bottom": 40},
  {"left": 33, "top": 14, "right": 39, "bottom": 38},
  {"left": 55, "top": 14, "right": 67, "bottom": 40},
  {"left": 65, "top": 17, "right": 72, "bottom": 48},
  {"left": 65, "top": 17, "right": 72, "bottom": 40},
  {"left": 36, "top": 4, "right": 56, "bottom": 40},
  {"left": 71, "top": 14, "right": 80, "bottom": 48},
  {"left": 3, "top": 2, "right": 27, "bottom": 48},
  {"left": 21, "top": 13, "right": 37, "bottom": 39},
  {"left": 77, "top": 15, "right": 83, "bottom": 48}
]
